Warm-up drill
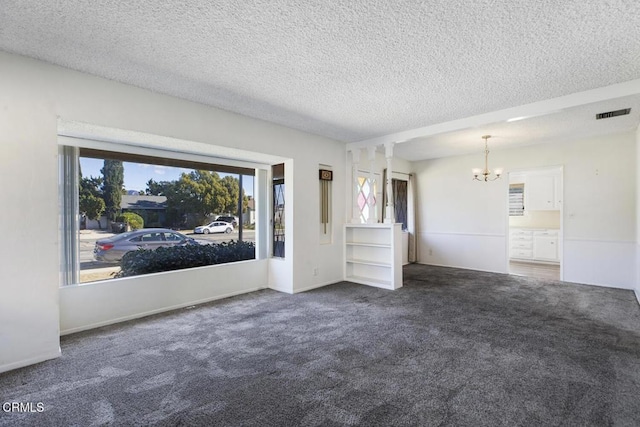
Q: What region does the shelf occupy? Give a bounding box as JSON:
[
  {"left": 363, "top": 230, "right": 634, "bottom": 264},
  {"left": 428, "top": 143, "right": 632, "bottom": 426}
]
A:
[
  {"left": 346, "top": 258, "right": 391, "bottom": 267},
  {"left": 343, "top": 223, "right": 402, "bottom": 291},
  {"left": 345, "top": 242, "right": 391, "bottom": 248}
]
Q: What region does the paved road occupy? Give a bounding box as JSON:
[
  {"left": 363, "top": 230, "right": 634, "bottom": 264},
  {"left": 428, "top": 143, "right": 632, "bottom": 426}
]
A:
[{"left": 79, "top": 230, "right": 255, "bottom": 270}]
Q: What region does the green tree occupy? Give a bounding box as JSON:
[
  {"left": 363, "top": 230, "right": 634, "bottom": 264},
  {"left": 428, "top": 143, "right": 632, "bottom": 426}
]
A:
[
  {"left": 175, "top": 170, "right": 230, "bottom": 225},
  {"left": 145, "top": 179, "right": 175, "bottom": 196},
  {"left": 79, "top": 172, "right": 105, "bottom": 229},
  {"left": 82, "top": 195, "right": 106, "bottom": 228},
  {"left": 101, "top": 160, "right": 124, "bottom": 222},
  {"left": 145, "top": 172, "right": 245, "bottom": 228},
  {"left": 220, "top": 175, "right": 249, "bottom": 215}
]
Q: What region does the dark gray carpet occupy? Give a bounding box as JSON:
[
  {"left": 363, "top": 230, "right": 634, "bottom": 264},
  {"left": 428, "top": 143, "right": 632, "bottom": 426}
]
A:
[{"left": 2, "top": 264, "right": 640, "bottom": 426}]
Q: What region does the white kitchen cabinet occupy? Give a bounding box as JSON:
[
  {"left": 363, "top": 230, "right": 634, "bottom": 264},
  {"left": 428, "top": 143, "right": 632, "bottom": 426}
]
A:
[
  {"left": 526, "top": 174, "right": 559, "bottom": 211},
  {"left": 509, "top": 229, "right": 533, "bottom": 260},
  {"left": 533, "top": 231, "right": 559, "bottom": 262},
  {"left": 510, "top": 228, "right": 560, "bottom": 263}
]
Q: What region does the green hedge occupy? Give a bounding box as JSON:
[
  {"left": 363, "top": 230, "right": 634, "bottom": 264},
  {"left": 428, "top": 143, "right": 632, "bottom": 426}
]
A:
[
  {"left": 116, "top": 240, "right": 255, "bottom": 278},
  {"left": 116, "top": 212, "right": 144, "bottom": 230}
]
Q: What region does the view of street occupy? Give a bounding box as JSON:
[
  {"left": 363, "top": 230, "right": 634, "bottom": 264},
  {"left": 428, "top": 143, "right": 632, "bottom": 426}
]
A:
[{"left": 79, "top": 229, "right": 256, "bottom": 283}]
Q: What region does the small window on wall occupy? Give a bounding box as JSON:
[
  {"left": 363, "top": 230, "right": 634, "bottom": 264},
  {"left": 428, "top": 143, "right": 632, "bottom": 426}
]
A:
[
  {"left": 381, "top": 173, "right": 408, "bottom": 230},
  {"left": 509, "top": 184, "right": 525, "bottom": 216},
  {"left": 272, "top": 163, "right": 285, "bottom": 257},
  {"left": 392, "top": 179, "right": 408, "bottom": 230}
]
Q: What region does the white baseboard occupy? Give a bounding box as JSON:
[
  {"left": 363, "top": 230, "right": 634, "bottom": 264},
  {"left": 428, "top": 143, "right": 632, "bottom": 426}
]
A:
[
  {"left": 294, "top": 279, "right": 340, "bottom": 293},
  {"left": 415, "top": 261, "right": 635, "bottom": 291},
  {"left": 0, "top": 348, "right": 61, "bottom": 374},
  {"left": 268, "top": 284, "right": 294, "bottom": 294},
  {"left": 60, "top": 286, "right": 266, "bottom": 336},
  {"left": 415, "top": 261, "right": 504, "bottom": 275}
]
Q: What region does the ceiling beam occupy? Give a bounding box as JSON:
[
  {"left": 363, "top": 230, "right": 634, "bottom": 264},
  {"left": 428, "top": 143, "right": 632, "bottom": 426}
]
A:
[{"left": 347, "top": 79, "right": 640, "bottom": 150}]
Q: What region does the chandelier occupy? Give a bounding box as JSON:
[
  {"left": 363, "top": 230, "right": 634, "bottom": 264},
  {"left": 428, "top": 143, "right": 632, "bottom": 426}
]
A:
[{"left": 472, "top": 135, "right": 503, "bottom": 182}]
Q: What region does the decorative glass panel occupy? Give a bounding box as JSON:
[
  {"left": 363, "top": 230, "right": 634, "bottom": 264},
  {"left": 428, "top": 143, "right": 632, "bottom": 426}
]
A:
[
  {"left": 392, "top": 179, "right": 408, "bottom": 230},
  {"left": 272, "top": 164, "right": 285, "bottom": 257},
  {"left": 357, "top": 176, "right": 376, "bottom": 223}
]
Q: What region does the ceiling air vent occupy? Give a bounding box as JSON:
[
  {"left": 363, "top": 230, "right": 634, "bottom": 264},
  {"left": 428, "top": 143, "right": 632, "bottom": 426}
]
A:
[{"left": 596, "top": 108, "right": 631, "bottom": 120}]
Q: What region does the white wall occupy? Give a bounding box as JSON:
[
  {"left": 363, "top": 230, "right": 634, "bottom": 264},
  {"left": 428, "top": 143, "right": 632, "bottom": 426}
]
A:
[
  {"left": 60, "top": 260, "right": 268, "bottom": 334},
  {"left": 509, "top": 210, "right": 561, "bottom": 229},
  {"left": 0, "top": 51, "right": 346, "bottom": 372},
  {"left": 412, "top": 131, "right": 637, "bottom": 289},
  {"left": 636, "top": 126, "right": 640, "bottom": 304}
]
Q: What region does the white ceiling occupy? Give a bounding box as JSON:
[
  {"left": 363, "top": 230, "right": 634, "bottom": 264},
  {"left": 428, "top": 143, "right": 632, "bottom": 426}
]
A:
[{"left": 1, "top": 1, "right": 639, "bottom": 160}]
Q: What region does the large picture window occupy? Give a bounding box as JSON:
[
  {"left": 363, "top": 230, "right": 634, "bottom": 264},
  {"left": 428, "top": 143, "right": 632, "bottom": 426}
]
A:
[{"left": 61, "top": 146, "right": 257, "bottom": 284}]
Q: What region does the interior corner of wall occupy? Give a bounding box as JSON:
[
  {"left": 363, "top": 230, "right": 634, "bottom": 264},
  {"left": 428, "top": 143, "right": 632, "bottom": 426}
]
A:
[{"left": 267, "top": 282, "right": 294, "bottom": 294}]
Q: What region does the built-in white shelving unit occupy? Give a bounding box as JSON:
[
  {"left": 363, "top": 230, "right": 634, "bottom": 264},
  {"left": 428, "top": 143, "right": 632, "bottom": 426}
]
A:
[{"left": 344, "top": 223, "right": 402, "bottom": 290}]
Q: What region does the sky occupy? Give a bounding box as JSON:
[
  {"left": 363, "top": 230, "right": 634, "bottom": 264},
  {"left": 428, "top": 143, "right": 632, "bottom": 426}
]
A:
[{"left": 80, "top": 157, "right": 254, "bottom": 196}]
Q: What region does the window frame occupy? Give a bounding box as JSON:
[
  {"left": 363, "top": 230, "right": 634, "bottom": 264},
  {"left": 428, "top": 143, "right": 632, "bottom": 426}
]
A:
[
  {"left": 59, "top": 137, "right": 267, "bottom": 286},
  {"left": 356, "top": 173, "right": 379, "bottom": 224},
  {"left": 509, "top": 183, "right": 525, "bottom": 217}
]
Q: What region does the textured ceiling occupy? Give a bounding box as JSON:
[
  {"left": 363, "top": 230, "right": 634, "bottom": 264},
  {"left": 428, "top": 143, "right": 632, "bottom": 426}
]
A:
[{"left": 1, "top": 1, "right": 639, "bottom": 151}]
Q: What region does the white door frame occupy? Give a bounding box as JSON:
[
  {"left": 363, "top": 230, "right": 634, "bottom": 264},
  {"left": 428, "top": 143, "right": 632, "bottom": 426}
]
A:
[{"left": 505, "top": 165, "right": 564, "bottom": 280}]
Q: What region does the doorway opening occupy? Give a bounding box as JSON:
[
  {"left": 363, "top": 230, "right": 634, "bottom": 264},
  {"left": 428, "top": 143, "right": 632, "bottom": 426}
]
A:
[{"left": 507, "top": 167, "right": 563, "bottom": 281}]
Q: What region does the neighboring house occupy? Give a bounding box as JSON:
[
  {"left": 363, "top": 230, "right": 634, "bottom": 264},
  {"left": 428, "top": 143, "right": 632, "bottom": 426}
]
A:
[
  {"left": 83, "top": 195, "right": 168, "bottom": 229},
  {"left": 82, "top": 216, "right": 104, "bottom": 230},
  {"left": 120, "top": 195, "right": 167, "bottom": 228}
]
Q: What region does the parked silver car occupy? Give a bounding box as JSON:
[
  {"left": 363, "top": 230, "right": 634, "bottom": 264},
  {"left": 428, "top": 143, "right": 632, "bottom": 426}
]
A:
[{"left": 94, "top": 228, "right": 198, "bottom": 263}]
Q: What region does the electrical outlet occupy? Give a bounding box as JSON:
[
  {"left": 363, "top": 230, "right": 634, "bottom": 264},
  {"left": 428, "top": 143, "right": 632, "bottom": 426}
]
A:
[
  {"left": 312, "top": 267, "right": 318, "bottom": 276},
  {"left": 429, "top": 249, "right": 433, "bottom": 256}
]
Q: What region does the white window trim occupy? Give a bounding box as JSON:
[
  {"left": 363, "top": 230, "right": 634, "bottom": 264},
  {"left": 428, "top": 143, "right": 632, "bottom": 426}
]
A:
[
  {"left": 58, "top": 122, "right": 279, "bottom": 286},
  {"left": 58, "top": 119, "right": 285, "bottom": 167}
]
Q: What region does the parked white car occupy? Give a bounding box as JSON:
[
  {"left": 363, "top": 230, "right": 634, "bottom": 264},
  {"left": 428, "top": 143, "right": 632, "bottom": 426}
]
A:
[{"left": 194, "top": 221, "right": 234, "bottom": 234}]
